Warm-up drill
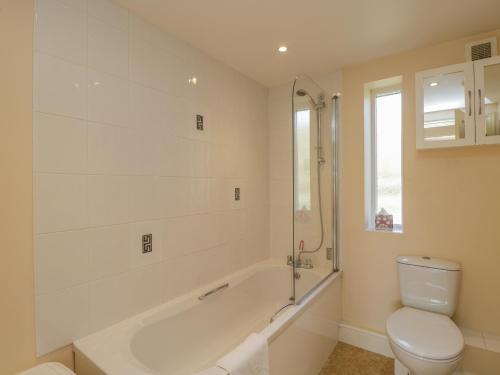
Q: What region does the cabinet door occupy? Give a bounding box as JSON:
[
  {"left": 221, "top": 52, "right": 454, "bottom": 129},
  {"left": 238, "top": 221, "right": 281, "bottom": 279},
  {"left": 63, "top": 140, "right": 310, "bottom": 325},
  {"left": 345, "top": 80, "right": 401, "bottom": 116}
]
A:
[
  {"left": 474, "top": 56, "right": 500, "bottom": 145},
  {"left": 416, "top": 63, "right": 475, "bottom": 149}
]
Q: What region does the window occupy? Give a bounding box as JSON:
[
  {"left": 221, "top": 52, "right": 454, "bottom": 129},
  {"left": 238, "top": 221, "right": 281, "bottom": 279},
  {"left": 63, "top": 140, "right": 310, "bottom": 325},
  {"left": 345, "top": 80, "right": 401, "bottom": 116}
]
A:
[
  {"left": 365, "top": 78, "right": 403, "bottom": 232},
  {"left": 295, "top": 109, "right": 311, "bottom": 211}
]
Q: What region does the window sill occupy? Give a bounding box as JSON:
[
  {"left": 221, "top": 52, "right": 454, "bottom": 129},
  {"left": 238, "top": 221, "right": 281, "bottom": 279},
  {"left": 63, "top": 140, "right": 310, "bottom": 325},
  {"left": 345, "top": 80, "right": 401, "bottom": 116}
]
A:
[{"left": 365, "top": 227, "right": 404, "bottom": 234}]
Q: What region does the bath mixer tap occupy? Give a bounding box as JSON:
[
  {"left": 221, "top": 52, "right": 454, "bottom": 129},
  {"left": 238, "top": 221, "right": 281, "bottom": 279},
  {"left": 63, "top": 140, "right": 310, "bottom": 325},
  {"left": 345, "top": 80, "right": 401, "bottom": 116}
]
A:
[{"left": 286, "top": 255, "right": 314, "bottom": 269}]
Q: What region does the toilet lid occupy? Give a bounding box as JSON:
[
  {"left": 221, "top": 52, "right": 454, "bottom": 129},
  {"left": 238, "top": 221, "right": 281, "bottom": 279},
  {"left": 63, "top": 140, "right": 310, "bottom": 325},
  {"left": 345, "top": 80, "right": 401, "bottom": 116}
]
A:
[{"left": 386, "top": 307, "right": 464, "bottom": 361}]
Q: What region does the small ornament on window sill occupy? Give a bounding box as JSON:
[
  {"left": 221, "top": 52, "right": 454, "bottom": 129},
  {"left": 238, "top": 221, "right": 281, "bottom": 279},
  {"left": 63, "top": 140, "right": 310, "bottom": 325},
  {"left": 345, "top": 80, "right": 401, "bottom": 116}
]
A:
[{"left": 375, "top": 208, "right": 393, "bottom": 231}]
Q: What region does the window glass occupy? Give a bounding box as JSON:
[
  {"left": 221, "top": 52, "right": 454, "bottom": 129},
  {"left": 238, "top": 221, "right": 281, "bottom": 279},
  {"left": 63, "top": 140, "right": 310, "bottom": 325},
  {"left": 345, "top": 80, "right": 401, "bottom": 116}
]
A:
[
  {"left": 367, "top": 88, "right": 403, "bottom": 231},
  {"left": 295, "top": 109, "right": 311, "bottom": 211}
]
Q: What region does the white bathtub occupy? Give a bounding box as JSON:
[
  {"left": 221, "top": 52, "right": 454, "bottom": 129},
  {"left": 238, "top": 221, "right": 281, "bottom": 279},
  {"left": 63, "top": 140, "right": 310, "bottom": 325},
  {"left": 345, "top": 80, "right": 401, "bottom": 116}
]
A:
[{"left": 74, "top": 262, "right": 342, "bottom": 375}]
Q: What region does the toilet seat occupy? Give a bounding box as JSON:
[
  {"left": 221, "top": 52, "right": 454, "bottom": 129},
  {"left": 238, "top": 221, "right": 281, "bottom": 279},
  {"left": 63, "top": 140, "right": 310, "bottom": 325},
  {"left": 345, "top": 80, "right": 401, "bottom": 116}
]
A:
[{"left": 386, "top": 307, "right": 464, "bottom": 361}]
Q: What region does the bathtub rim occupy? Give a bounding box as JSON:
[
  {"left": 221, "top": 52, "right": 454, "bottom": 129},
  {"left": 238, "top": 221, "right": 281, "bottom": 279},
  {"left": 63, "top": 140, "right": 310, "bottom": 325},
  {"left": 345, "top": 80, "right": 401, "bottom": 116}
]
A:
[
  {"left": 73, "top": 260, "right": 342, "bottom": 375},
  {"left": 74, "top": 261, "right": 281, "bottom": 374}
]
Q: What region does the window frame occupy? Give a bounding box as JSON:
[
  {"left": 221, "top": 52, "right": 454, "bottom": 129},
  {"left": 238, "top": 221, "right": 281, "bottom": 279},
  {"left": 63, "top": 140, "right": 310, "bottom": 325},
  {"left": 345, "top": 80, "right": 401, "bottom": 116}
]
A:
[{"left": 365, "top": 80, "right": 404, "bottom": 233}]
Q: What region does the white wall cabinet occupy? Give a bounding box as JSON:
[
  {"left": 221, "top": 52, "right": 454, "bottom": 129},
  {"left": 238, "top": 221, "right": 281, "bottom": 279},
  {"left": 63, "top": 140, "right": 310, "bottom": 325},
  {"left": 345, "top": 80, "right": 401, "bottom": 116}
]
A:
[{"left": 416, "top": 56, "right": 500, "bottom": 149}]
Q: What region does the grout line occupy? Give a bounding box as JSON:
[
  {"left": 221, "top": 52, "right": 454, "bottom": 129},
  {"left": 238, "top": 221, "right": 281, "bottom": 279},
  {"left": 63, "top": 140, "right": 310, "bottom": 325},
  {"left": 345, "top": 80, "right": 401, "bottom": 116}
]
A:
[
  {"left": 35, "top": 236, "right": 248, "bottom": 297},
  {"left": 35, "top": 108, "right": 216, "bottom": 144}
]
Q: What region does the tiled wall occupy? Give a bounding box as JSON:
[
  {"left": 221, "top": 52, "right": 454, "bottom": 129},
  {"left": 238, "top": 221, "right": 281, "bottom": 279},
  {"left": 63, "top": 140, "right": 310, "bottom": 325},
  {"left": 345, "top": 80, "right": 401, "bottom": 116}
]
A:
[
  {"left": 268, "top": 83, "right": 294, "bottom": 261},
  {"left": 33, "top": 0, "right": 269, "bottom": 355}
]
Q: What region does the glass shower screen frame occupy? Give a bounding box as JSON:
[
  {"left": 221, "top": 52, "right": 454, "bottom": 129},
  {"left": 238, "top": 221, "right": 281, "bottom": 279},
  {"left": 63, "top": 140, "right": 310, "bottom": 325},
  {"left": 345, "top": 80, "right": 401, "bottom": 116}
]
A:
[{"left": 291, "top": 74, "right": 339, "bottom": 303}]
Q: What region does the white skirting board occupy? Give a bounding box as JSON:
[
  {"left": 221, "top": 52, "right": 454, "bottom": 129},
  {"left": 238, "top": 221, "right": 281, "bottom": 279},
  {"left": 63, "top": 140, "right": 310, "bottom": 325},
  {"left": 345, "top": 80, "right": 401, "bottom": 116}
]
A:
[
  {"left": 338, "top": 323, "right": 394, "bottom": 358},
  {"left": 338, "top": 323, "right": 474, "bottom": 375}
]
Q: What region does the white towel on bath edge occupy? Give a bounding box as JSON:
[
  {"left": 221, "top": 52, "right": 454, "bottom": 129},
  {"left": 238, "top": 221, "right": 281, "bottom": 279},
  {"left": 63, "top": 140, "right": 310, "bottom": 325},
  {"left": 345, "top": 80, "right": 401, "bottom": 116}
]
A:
[{"left": 216, "top": 333, "right": 270, "bottom": 375}]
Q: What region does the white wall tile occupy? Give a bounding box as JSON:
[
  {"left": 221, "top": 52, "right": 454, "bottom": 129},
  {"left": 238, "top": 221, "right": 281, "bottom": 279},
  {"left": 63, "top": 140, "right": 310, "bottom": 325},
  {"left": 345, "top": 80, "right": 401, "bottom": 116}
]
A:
[
  {"left": 191, "top": 140, "right": 212, "bottom": 178},
  {"left": 36, "top": 284, "right": 89, "bottom": 355},
  {"left": 129, "top": 83, "right": 167, "bottom": 132},
  {"left": 33, "top": 0, "right": 269, "bottom": 356},
  {"left": 87, "top": 122, "right": 130, "bottom": 174},
  {"left": 128, "top": 176, "right": 157, "bottom": 221},
  {"left": 34, "top": 53, "right": 87, "bottom": 119},
  {"left": 196, "top": 244, "right": 234, "bottom": 285},
  {"left": 151, "top": 89, "right": 172, "bottom": 131},
  {"left": 87, "top": 175, "right": 129, "bottom": 226},
  {"left": 189, "top": 178, "right": 212, "bottom": 215},
  {"left": 35, "top": 230, "right": 89, "bottom": 294},
  {"left": 125, "top": 130, "right": 158, "bottom": 176},
  {"left": 129, "top": 34, "right": 154, "bottom": 87},
  {"left": 87, "top": 0, "right": 128, "bottom": 31},
  {"left": 34, "top": 112, "right": 87, "bottom": 173},
  {"left": 151, "top": 48, "right": 184, "bottom": 93},
  {"left": 88, "top": 69, "right": 129, "bottom": 126},
  {"left": 128, "top": 13, "right": 155, "bottom": 43},
  {"left": 154, "top": 177, "right": 190, "bottom": 218},
  {"left": 171, "top": 97, "right": 191, "bottom": 138},
  {"left": 157, "top": 135, "right": 189, "bottom": 177},
  {"left": 35, "top": 174, "right": 87, "bottom": 233},
  {"left": 89, "top": 272, "right": 133, "bottom": 332},
  {"left": 88, "top": 18, "right": 128, "bottom": 78},
  {"left": 88, "top": 224, "right": 130, "bottom": 280},
  {"left": 162, "top": 214, "right": 221, "bottom": 259},
  {"left": 163, "top": 255, "right": 203, "bottom": 300},
  {"left": 35, "top": 0, "right": 87, "bottom": 64},
  {"left": 130, "top": 263, "right": 164, "bottom": 314},
  {"left": 211, "top": 178, "right": 245, "bottom": 211},
  {"left": 223, "top": 209, "right": 247, "bottom": 243},
  {"left": 129, "top": 83, "right": 153, "bottom": 130}
]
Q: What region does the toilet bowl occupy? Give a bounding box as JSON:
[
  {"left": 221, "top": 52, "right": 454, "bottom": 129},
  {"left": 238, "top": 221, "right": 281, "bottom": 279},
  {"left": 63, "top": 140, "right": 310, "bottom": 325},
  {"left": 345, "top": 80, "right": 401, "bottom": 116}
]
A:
[
  {"left": 387, "top": 307, "right": 464, "bottom": 375},
  {"left": 17, "top": 363, "right": 75, "bottom": 375}
]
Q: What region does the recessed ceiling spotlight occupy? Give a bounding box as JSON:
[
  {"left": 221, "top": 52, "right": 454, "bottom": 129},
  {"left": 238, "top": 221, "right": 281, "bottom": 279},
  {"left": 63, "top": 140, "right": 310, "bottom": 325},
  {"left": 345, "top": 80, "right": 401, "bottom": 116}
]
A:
[
  {"left": 429, "top": 82, "right": 439, "bottom": 87},
  {"left": 278, "top": 46, "right": 288, "bottom": 53}
]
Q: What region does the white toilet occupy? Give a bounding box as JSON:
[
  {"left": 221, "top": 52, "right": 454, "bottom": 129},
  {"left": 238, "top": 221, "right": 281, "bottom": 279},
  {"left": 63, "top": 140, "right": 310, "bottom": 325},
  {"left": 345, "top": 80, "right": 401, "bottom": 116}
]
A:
[
  {"left": 17, "top": 363, "right": 75, "bottom": 375},
  {"left": 386, "top": 256, "right": 465, "bottom": 375}
]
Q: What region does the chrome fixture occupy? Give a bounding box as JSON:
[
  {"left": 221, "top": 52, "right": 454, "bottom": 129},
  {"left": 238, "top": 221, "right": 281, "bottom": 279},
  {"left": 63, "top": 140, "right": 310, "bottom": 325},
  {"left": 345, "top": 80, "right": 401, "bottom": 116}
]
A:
[
  {"left": 295, "top": 85, "right": 326, "bottom": 265},
  {"left": 331, "top": 93, "right": 341, "bottom": 272},
  {"left": 198, "top": 283, "right": 229, "bottom": 301},
  {"left": 290, "top": 74, "right": 342, "bottom": 303},
  {"left": 287, "top": 255, "right": 314, "bottom": 269}
]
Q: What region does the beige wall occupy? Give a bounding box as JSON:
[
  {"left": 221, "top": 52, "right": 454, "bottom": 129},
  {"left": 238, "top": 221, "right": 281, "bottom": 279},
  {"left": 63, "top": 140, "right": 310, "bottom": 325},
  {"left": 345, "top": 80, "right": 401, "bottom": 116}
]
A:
[
  {"left": 0, "top": 0, "right": 73, "bottom": 373},
  {"left": 341, "top": 29, "right": 500, "bottom": 336}
]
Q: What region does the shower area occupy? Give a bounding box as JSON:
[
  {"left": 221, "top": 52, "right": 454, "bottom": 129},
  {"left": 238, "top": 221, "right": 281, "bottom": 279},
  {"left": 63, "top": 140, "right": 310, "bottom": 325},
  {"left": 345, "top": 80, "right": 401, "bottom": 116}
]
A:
[
  {"left": 271, "top": 73, "right": 341, "bottom": 304},
  {"left": 290, "top": 74, "right": 340, "bottom": 303}
]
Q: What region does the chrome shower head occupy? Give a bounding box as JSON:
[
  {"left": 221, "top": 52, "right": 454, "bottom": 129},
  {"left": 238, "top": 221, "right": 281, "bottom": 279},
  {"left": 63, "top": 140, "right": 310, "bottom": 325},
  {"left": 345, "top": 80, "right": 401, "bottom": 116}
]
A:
[
  {"left": 296, "top": 89, "right": 308, "bottom": 97},
  {"left": 296, "top": 89, "right": 318, "bottom": 107}
]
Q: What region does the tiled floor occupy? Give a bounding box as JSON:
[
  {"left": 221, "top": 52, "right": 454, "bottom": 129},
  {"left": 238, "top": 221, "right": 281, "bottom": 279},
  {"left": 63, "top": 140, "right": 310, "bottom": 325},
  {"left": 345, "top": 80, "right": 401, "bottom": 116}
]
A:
[{"left": 319, "top": 342, "right": 394, "bottom": 375}]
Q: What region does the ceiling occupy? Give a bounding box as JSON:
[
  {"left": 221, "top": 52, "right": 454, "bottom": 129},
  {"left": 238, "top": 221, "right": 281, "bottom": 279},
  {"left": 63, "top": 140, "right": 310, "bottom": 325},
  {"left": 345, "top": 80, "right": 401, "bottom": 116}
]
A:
[{"left": 114, "top": 0, "right": 500, "bottom": 87}]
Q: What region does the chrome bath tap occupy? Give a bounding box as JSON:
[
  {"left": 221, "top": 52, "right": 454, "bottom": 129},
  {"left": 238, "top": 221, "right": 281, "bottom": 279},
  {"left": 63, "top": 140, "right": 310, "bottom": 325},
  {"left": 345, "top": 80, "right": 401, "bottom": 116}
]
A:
[{"left": 286, "top": 255, "right": 314, "bottom": 269}]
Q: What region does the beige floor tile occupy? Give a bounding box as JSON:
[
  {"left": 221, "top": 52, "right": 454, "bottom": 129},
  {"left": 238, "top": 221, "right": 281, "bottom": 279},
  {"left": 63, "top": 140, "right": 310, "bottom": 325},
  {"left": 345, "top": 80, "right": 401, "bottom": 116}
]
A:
[{"left": 319, "top": 342, "right": 394, "bottom": 375}]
